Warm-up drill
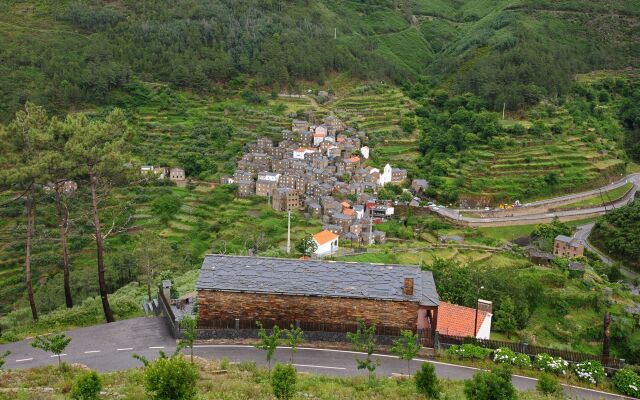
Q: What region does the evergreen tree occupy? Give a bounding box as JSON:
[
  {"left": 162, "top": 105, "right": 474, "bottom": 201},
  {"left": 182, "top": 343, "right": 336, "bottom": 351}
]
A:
[
  {"left": 494, "top": 297, "right": 517, "bottom": 339},
  {"left": 64, "top": 110, "right": 131, "bottom": 323}
]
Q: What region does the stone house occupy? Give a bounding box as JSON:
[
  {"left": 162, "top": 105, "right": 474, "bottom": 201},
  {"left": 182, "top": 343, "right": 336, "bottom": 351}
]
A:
[
  {"left": 411, "top": 179, "right": 429, "bottom": 194},
  {"left": 256, "top": 179, "right": 277, "bottom": 197},
  {"left": 391, "top": 168, "right": 408, "bottom": 183},
  {"left": 196, "top": 255, "right": 440, "bottom": 333},
  {"left": 272, "top": 187, "right": 300, "bottom": 212},
  {"left": 292, "top": 120, "right": 309, "bottom": 133},
  {"left": 553, "top": 235, "right": 585, "bottom": 258},
  {"left": 237, "top": 180, "right": 255, "bottom": 198},
  {"left": 170, "top": 167, "right": 186, "bottom": 182}
]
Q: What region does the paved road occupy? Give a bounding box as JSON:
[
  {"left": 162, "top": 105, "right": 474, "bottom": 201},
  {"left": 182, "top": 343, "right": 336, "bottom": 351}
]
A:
[
  {"left": 0, "top": 317, "right": 632, "bottom": 400},
  {"left": 433, "top": 173, "right": 640, "bottom": 226}
]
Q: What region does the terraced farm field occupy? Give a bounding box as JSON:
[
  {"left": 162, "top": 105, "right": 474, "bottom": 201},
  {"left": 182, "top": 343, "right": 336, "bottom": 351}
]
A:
[{"left": 455, "top": 134, "right": 626, "bottom": 205}]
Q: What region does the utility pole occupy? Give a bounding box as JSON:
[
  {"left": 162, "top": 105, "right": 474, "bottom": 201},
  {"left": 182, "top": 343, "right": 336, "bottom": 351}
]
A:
[
  {"left": 286, "top": 210, "right": 291, "bottom": 254},
  {"left": 473, "top": 281, "right": 484, "bottom": 338},
  {"left": 603, "top": 312, "right": 611, "bottom": 358},
  {"left": 502, "top": 102, "right": 506, "bottom": 120},
  {"left": 368, "top": 208, "right": 374, "bottom": 245},
  {"left": 334, "top": 27, "right": 337, "bottom": 40}
]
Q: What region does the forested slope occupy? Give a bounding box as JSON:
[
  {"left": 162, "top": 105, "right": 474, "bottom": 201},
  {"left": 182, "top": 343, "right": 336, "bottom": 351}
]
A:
[{"left": 1, "top": 0, "right": 638, "bottom": 121}]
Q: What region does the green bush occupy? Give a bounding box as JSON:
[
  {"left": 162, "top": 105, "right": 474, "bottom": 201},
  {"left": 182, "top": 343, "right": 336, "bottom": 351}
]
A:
[
  {"left": 492, "top": 347, "right": 531, "bottom": 368},
  {"left": 271, "top": 363, "right": 297, "bottom": 400},
  {"left": 144, "top": 354, "right": 198, "bottom": 400},
  {"left": 71, "top": 371, "right": 102, "bottom": 400},
  {"left": 415, "top": 362, "right": 440, "bottom": 398},
  {"left": 573, "top": 360, "right": 605, "bottom": 384},
  {"left": 613, "top": 368, "right": 640, "bottom": 398},
  {"left": 536, "top": 373, "right": 563, "bottom": 397},
  {"left": 463, "top": 364, "right": 516, "bottom": 400},
  {"left": 447, "top": 344, "right": 491, "bottom": 360}
]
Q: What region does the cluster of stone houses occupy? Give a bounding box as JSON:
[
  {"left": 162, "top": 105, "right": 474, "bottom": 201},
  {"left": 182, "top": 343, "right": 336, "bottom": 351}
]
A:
[
  {"left": 140, "top": 166, "right": 187, "bottom": 186},
  {"left": 223, "top": 116, "right": 415, "bottom": 255}
]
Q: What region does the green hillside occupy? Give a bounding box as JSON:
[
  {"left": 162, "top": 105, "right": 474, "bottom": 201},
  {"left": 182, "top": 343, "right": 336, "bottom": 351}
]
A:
[{"left": 1, "top": 0, "right": 639, "bottom": 121}]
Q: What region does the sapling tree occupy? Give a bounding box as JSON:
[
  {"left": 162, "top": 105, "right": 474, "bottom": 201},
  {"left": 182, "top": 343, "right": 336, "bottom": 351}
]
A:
[
  {"left": 391, "top": 329, "right": 421, "bottom": 375},
  {"left": 255, "top": 322, "right": 281, "bottom": 373},
  {"left": 31, "top": 333, "right": 72, "bottom": 370},
  {"left": 295, "top": 235, "right": 317, "bottom": 258},
  {"left": 347, "top": 319, "right": 380, "bottom": 386},
  {"left": 284, "top": 325, "right": 304, "bottom": 363},
  {"left": 179, "top": 315, "right": 198, "bottom": 364}
]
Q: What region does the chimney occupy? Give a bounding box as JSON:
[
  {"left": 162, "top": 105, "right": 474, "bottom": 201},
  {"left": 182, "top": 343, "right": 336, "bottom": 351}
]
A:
[
  {"left": 161, "top": 280, "right": 172, "bottom": 300},
  {"left": 403, "top": 278, "right": 414, "bottom": 296},
  {"left": 477, "top": 299, "right": 493, "bottom": 314}
]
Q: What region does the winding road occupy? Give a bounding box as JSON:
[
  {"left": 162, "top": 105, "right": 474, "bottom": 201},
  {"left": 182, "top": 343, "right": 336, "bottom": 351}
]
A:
[
  {"left": 0, "top": 317, "right": 633, "bottom": 400},
  {"left": 433, "top": 174, "right": 640, "bottom": 226}
]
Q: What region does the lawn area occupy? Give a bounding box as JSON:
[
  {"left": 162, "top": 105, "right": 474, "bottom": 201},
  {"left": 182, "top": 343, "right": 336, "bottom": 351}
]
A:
[
  {"left": 0, "top": 359, "right": 558, "bottom": 400},
  {"left": 555, "top": 182, "right": 633, "bottom": 210},
  {"left": 476, "top": 217, "right": 599, "bottom": 242}
]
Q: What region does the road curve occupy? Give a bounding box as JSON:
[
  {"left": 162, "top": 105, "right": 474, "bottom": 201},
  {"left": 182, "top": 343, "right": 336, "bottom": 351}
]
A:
[
  {"left": 433, "top": 174, "right": 640, "bottom": 226},
  {"left": 0, "top": 317, "right": 633, "bottom": 399}
]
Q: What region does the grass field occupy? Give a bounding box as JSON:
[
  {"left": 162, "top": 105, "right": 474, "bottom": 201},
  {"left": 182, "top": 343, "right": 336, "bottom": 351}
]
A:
[{"left": 0, "top": 359, "right": 559, "bottom": 400}]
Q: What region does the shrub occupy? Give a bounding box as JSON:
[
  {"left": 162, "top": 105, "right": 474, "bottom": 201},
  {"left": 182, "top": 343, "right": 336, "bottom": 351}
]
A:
[
  {"left": 573, "top": 360, "right": 605, "bottom": 384},
  {"left": 71, "top": 371, "right": 102, "bottom": 400},
  {"left": 534, "top": 353, "right": 569, "bottom": 375},
  {"left": 447, "top": 344, "right": 491, "bottom": 360},
  {"left": 613, "top": 368, "right": 640, "bottom": 398},
  {"left": 537, "top": 373, "right": 563, "bottom": 397},
  {"left": 144, "top": 354, "right": 198, "bottom": 400},
  {"left": 463, "top": 364, "right": 517, "bottom": 400},
  {"left": 271, "top": 363, "right": 297, "bottom": 400},
  {"left": 415, "top": 362, "right": 440, "bottom": 398},
  {"left": 492, "top": 347, "right": 531, "bottom": 368}
]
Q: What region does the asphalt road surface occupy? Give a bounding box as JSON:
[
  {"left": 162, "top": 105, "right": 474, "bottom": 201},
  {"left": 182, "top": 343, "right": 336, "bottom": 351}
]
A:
[
  {"left": 433, "top": 173, "right": 640, "bottom": 226},
  {"left": 0, "top": 317, "right": 633, "bottom": 400}
]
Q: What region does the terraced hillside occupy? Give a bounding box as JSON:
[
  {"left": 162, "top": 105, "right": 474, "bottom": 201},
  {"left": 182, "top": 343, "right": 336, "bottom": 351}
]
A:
[{"left": 457, "top": 135, "right": 624, "bottom": 204}]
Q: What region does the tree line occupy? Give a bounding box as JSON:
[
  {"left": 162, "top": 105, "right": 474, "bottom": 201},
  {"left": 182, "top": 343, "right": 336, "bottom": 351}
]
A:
[{"left": 0, "top": 103, "right": 131, "bottom": 323}]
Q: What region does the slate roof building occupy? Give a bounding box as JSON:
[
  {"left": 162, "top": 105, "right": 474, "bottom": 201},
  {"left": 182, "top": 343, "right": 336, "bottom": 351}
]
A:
[{"left": 196, "top": 255, "right": 440, "bottom": 333}]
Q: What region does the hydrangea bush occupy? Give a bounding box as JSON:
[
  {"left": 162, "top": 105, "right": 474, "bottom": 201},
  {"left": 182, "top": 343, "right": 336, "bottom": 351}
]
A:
[
  {"left": 492, "top": 347, "right": 531, "bottom": 368},
  {"left": 613, "top": 369, "right": 640, "bottom": 398},
  {"left": 534, "top": 353, "right": 569, "bottom": 375},
  {"left": 447, "top": 344, "right": 491, "bottom": 360},
  {"left": 573, "top": 360, "right": 605, "bottom": 384}
]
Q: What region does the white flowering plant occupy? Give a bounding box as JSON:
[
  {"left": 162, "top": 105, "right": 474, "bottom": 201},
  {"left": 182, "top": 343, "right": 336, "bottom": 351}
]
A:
[
  {"left": 492, "top": 347, "right": 531, "bottom": 368},
  {"left": 573, "top": 360, "right": 605, "bottom": 384},
  {"left": 613, "top": 369, "right": 640, "bottom": 398},
  {"left": 534, "top": 353, "right": 569, "bottom": 375}
]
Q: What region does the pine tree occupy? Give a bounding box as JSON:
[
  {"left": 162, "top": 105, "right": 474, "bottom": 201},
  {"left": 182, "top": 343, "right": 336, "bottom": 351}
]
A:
[
  {"left": 0, "top": 103, "right": 54, "bottom": 321},
  {"left": 64, "top": 110, "right": 131, "bottom": 323},
  {"left": 494, "top": 297, "right": 517, "bottom": 339}
]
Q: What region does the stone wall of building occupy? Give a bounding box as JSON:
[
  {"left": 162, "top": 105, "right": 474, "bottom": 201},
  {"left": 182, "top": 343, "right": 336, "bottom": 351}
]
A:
[{"left": 197, "top": 290, "right": 421, "bottom": 330}]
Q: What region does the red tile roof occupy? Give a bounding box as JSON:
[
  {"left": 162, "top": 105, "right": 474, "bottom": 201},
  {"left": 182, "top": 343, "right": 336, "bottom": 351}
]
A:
[
  {"left": 436, "top": 301, "right": 490, "bottom": 338},
  {"left": 313, "top": 230, "right": 339, "bottom": 246}
]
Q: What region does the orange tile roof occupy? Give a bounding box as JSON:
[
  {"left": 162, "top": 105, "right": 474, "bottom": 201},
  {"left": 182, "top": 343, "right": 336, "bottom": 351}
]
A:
[
  {"left": 336, "top": 137, "right": 345, "bottom": 142},
  {"left": 294, "top": 147, "right": 307, "bottom": 152},
  {"left": 350, "top": 156, "right": 361, "bottom": 163},
  {"left": 436, "top": 301, "right": 490, "bottom": 338},
  {"left": 340, "top": 201, "right": 351, "bottom": 208},
  {"left": 313, "top": 133, "right": 326, "bottom": 137},
  {"left": 313, "top": 230, "right": 339, "bottom": 246},
  {"left": 343, "top": 208, "right": 355, "bottom": 216}
]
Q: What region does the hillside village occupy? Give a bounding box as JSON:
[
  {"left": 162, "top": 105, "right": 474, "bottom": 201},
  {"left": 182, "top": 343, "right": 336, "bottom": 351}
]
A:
[{"left": 222, "top": 116, "right": 429, "bottom": 256}]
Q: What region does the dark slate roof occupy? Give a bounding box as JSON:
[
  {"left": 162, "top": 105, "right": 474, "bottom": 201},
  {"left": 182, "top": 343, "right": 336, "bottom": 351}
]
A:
[
  {"left": 555, "top": 235, "right": 572, "bottom": 243},
  {"left": 197, "top": 255, "right": 439, "bottom": 307}
]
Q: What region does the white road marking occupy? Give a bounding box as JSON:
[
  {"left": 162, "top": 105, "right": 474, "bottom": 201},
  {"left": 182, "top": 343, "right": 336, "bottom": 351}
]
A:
[
  {"left": 50, "top": 354, "right": 67, "bottom": 358},
  {"left": 149, "top": 346, "right": 164, "bottom": 349},
  {"left": 117, "top": 348, "right": 133, "bottom": 351},
  {"left": 190, "top": 345, "right": 633, "bottom": 399},
  {"left": 293, "top": 363, "right": 346, "bottom": 370},
  {"left": 84, "top": 350, "right": 101, "bottom": 354},
  {"left": 15, "top": 358, "right": 33, "bottom": 362}
]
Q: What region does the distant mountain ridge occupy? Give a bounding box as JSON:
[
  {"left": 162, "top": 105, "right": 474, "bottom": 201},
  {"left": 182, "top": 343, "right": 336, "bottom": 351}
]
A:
[{"left": 0, "top": 0, "right": 638, "bottom": 119}]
